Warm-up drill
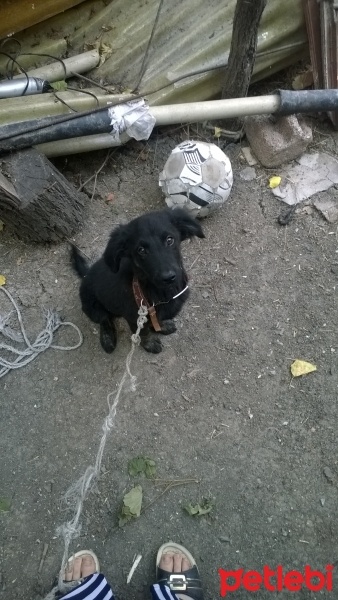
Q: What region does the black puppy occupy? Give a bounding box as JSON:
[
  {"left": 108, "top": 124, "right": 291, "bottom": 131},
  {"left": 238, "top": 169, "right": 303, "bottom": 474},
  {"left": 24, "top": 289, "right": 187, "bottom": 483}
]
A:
[{"left": 71, "top": 209, "right": 204, "bottom": 353}]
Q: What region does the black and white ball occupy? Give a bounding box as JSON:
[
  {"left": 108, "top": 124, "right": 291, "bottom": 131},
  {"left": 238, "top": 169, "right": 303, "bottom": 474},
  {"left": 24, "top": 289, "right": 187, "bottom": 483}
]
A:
[{"left": 159, "top": 140, "right": 233, "bottom": 217}]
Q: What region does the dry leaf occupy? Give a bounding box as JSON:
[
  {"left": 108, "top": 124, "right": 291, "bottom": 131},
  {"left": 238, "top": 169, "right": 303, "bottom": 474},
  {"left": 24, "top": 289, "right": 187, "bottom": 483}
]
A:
[
  {"left": 269, "top": 176, "right": 281, "bottom": 189},
  {"left": 119, "top": 485, "right": 143, "bottom": 527},
  {"left": 184, "top": 498, "right": 213, "bottom": 516},
  {"left": 292, "top": 69, "right": 313, "bottom": 90},
  {"left": 99, "top": 42, "right": 113, "bottom": 65},
  {"left": 51, "top": 81, "right": 68, "bottom": 91},
  {"left": 128, "top": 456, "right": 156, "bottom": 478},
  {"left": 291, "top": 359, "right": 317, "bottom": 377},
  {"left": 0, "top": 275, "right": 6, "bottom": 286}
]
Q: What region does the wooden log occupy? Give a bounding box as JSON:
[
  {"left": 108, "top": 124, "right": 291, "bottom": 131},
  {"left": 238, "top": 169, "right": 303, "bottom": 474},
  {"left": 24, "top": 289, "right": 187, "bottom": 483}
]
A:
[
  {"left": 0, "top": 148, "right": 85, "bottom": 242},
  {"left": 221, "top": 0, "right": 267, "bottom": 132}
]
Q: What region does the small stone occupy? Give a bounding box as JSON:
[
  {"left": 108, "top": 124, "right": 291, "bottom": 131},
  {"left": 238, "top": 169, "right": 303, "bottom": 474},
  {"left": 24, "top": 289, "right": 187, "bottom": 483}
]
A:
[
  {"left": 219, "top": 536, "right": 231, "bottom": 543},
  {"left": 267, "top": 516, "right": 273, "bottom": 523},
  {"left": 323, "top": 466, "right": 334, "bottom": 483},
  {"left": 202, "top": 291, "right": 210, "bottom": 299},
  {"left": 241, "top": 146, "right": 258, "bottom": 166},
  {"left": 314, "top": 197, "right": 338, "bottom": 223},
  {"left": 281, "top": 528, "right": 288, "bottom": 537},
  {"left": 320, "top": 498, "right": 325, "bottom": 506},
  {"left": 240, "top": 167, "right": 257, "bottom": 181}
]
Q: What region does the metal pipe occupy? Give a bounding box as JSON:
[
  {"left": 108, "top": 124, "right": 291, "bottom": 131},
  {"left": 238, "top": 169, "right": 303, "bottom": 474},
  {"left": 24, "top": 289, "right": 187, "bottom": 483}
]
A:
[{"left": 0, "top": 77, "right": 51, "bottom": 98}]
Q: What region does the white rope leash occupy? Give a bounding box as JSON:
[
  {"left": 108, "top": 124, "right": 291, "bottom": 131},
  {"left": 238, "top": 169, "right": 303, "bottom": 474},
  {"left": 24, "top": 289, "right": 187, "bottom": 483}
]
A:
[
  {"left": 44, "top": 303, "right": 148, "bottom": 600},
  {"left": 0, "top": 287, "right": 83, "bottom": 378}
]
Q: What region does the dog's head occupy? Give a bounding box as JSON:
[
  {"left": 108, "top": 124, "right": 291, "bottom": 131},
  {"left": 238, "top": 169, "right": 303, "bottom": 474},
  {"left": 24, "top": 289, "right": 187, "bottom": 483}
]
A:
[{"left": 104, "top": 208, "right": 204, "bottom": 290}]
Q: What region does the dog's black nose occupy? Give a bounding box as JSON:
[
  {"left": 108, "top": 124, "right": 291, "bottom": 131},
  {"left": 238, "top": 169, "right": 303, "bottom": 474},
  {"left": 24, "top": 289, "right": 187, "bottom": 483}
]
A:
[{"left": 162, "top": 271, "right": 176, "bottom": 284}]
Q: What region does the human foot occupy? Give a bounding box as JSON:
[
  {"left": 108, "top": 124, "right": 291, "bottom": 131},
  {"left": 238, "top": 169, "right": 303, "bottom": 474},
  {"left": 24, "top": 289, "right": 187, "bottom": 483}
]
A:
[
  {"left": 64, "top": 550, "right": 99, "bottom": 582},
  {"left": 156, "top": 542, "right": 203, "bottom": 600}
]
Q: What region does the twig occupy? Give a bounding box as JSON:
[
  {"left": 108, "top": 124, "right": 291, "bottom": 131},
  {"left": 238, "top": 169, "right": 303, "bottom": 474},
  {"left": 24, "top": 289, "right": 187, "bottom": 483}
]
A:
[
  {"left": 181, "top": 392, "right": 191, "bottom": 403},
  {"left": 126, "top": 554, "right": 142, "bottom": 584},
  {"left": 223, "top": 257, "right": 236, "bottom": 266},
  {"left": 72, "top": 72, "right": 116, "bottom": 93},
  {"left": 153, "top": 478, "right": 199, "bottom": 485},
  {"left": 141, "top": 479, "right": 199, "bottom": 514},
  {"left": 65, "top": 239, "right": 90, "bottom": 260},
  {"left": 78, "top": 151, "right": 112, "bottom": 193},
  {"left": 189, "top": 255, "right": 200, "bottom": 269},
  {"left": 38, "top": 543, "right": 49, "bottom": 573},
  {"left": 152, "top": 135, "right": 158, "bottom": 171}
]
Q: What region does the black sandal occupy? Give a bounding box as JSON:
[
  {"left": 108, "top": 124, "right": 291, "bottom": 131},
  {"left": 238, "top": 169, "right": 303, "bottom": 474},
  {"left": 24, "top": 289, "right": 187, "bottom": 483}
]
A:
[{"left": 156, "top": 542, "right": 204, "bottom": 600}]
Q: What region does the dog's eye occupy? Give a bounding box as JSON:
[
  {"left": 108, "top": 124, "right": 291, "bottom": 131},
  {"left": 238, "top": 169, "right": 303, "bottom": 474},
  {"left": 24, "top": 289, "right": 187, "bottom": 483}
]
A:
[
  {"left": 166, "top": 236, "right": 174, "bottom": 246},
  {"left": 137, "top": 246, "right": 146, "bottom": 255}
]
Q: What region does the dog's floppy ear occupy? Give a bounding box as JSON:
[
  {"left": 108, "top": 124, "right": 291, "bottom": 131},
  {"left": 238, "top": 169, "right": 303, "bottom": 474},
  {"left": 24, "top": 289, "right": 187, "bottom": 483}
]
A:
[
  {"left": 104, "top": 224, "right": 130, "bottom": 273},
  {"left": 168, "top": 208, "right": 205, "bottom": 241}
]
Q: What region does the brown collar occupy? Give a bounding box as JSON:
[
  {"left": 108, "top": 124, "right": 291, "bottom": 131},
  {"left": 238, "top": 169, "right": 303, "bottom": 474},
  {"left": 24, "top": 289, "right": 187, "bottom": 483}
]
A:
[{"left": 132, "top": 277, "right": 162, "bottom": 332}]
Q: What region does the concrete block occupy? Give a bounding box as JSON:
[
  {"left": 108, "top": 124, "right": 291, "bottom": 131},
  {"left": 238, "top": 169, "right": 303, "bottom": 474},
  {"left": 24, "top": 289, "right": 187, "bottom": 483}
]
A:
[
  {"left": 244, "top": 114, "right": 312, "bottom": 168},
  {"left": 314, "top": 195, "right": 338, "bottom": 223}
]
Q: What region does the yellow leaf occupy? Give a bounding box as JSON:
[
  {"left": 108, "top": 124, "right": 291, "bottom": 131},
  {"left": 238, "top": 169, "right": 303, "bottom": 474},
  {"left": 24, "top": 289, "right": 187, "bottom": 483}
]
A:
[
  {"left": 0, "top": 275, "right": 6, "bottom": 286},
  {"left": 291, "top": 359, "right": 317, "bottom": 377},
  {"left": 214, "top": 127, "right": 222, "bottom": 138},
  {"left": 269, "top": 176, "right": 281, "bottom": 189}
]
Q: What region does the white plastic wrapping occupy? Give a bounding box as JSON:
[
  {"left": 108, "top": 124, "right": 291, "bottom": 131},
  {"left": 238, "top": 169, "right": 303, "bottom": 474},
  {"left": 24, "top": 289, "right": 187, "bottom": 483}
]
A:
[{"left": 108, "top": 99, "right": 155, "bottom": 142}]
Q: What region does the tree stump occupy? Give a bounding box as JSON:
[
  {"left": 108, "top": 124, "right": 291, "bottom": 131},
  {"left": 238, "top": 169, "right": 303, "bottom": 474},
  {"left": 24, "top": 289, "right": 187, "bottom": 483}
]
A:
[
  {"left": 0, "top": 148, "right": 86, "bottom": 242},
  {"left": 221, "top": 0, "right": 267, "bottom": 132}
]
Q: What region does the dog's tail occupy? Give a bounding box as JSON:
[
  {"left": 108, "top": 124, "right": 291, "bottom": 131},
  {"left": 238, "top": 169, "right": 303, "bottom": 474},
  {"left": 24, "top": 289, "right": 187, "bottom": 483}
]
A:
[{"left": 71, "top": 245, "right": 89, "bottom": 278}]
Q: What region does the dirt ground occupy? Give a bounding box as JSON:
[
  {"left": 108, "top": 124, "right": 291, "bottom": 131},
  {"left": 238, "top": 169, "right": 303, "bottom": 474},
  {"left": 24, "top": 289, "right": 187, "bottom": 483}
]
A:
[{"left": 1, "top": 120, "right": 338, "bottom": 600}]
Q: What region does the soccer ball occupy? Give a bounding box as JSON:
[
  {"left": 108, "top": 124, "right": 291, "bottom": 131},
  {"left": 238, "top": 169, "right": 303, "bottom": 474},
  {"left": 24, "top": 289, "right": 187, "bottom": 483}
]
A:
[{"left": 159, "top": 140, "right": 233, "bottom": 218}]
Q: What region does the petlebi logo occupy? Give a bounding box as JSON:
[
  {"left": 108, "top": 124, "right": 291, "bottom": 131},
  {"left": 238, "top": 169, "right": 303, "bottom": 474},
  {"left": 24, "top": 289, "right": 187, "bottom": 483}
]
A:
[{"left": 218, "top": 565, "right": 334, "bottom": 596}]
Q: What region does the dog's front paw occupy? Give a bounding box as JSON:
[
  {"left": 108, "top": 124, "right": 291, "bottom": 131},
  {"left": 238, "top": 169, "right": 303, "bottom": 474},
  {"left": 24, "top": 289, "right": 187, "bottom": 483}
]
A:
[
  {"left": 141, "top": 335, "right": 163, "bottom": 353},
  {"left": 100, "top": 320, "right": 117, "bottom": 353},
  {"left": 160, "top": 319, "right": 177, "bottom": 335}
]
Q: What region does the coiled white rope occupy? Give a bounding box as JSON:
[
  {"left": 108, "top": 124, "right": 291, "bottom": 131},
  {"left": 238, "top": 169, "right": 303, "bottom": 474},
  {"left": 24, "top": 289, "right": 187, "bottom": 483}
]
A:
[
  {"left": 44, "top": 303, "right": 148, "bottom": 600},
  {"left": 0, "top": 286, "right": 83, "bottom": 378}
]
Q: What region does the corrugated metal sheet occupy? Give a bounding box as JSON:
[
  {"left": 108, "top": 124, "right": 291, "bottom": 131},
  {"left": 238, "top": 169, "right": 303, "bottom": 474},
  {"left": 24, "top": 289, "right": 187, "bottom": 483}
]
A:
[{"left": 0, "top": 0, "right": 307, "bottom": 106}]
